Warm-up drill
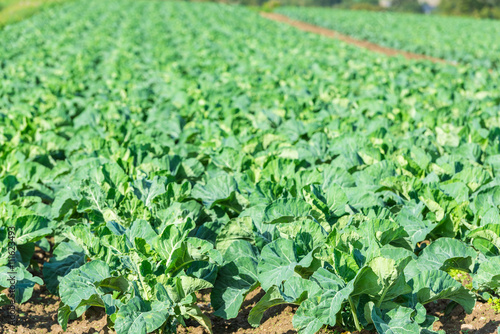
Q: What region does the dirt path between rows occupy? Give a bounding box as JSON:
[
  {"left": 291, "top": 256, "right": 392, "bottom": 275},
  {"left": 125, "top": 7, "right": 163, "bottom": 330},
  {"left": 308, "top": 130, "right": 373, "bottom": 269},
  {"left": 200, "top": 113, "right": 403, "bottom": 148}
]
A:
[
  {"left": 261, "top": 12, "right": 451, "bottom": 64},
  {"left": 1, "top": 245, "right": 498, "bottom": 333},
  {"left": 3, "top": 284, "right": 499, "bottom": 333}
]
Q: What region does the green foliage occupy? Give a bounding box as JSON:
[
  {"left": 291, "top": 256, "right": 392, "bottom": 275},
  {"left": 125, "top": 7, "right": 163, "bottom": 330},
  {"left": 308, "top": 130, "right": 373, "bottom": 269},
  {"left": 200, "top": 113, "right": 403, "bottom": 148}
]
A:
[
  {"left": 391, "top": 0, "right": 422, "bottom": 12},
  {"left": 1, "top": 0, "right": 500, "bottom": 333},
  {"left": 488, "top": 297, "right": 500, "bottom": 313},
  {"left": 348, "top": 3, "right": 383, "bottom": 11},
  {"left": 277, "top": 6, "right": 500, "bottom": 67},
  {"left": 0, "top": 0, "right": 70, "bottom": 28},
  {"left": 440, "top": 0, "right": 500, "bottom": 19},
  {"left": 262, "top": 0, "right": 281, "bottom": 11}
]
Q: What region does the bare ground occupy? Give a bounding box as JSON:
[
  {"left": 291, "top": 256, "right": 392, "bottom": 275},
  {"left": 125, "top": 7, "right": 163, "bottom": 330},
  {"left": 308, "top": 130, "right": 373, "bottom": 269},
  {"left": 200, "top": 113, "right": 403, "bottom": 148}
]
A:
[
  {"left": 2, "top": 284, "right": 499, "bottom": 334},
  {"left": 1, "top": 247, "right": 499, "bottom": 333},
  {"left": 428, "top": 300, "right": 500, "bottom": 334}
]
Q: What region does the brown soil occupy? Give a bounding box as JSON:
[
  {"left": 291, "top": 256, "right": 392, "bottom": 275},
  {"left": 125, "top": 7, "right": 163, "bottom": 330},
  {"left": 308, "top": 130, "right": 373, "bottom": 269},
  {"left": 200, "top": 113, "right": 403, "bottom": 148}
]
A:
[
  {"left": 178, "top": 288, "right": 298, "bottom": 334},
  {"left": 260, "top": 12, "right": 451, "bottom": 64},
  {"left": 32, "top": 246, "right": 49, "bottom": 276},
  {"left": 178, "top": 288, "right": 365, "bottom": 334},
  {"left": 1, "top": 284, "right": 111, "bottom": 334},
  {"left": 427, "top": 300, "right": 500, "bottom": 334},
  {"left": 2, "top": 283, "right": 499, "bottom": 334},
  {"left": 2, "top": 246, "right": 498, "bottom": 334},
  {"left": 178, "top": 288, "right": 500, "bottom": 334}
]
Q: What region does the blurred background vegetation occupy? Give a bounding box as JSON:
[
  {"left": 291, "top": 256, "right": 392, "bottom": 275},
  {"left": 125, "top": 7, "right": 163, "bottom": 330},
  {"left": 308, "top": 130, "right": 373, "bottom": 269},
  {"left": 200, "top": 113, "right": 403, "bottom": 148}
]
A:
[
  {"left": 0, "top": 0, "right": 499, "bottom": 29},
  {"left": 250, "top": 0, "right": 500, "bottom": 19},
  {"left": 439, "top": 0, "right": 500, "bottom": 18},
  {"left": 0, "top": 0, "right": 68, "bottom": 27}
]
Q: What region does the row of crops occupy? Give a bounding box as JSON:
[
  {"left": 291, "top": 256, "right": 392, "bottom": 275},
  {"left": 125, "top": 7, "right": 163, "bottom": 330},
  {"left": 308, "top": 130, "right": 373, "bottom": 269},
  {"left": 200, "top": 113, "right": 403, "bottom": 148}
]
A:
[
  {"left": 1, "top": 0, "right": 500, "bottom": 333},
  {"left": 277, "top": 6, "right": 500, "bottom": 68}
]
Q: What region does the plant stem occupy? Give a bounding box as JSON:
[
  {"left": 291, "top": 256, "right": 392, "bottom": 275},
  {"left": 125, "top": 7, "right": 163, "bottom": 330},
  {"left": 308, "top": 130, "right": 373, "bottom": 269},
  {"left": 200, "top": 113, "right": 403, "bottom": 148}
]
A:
[
  {"left": 377, "top": 287, "right": 389, "bottom": 308},
  {"left": 168, "top": 260, "right": 195, "bottom": 278},
  {"left": 348, "top": 297, "right": 362, "bottom": 332}
]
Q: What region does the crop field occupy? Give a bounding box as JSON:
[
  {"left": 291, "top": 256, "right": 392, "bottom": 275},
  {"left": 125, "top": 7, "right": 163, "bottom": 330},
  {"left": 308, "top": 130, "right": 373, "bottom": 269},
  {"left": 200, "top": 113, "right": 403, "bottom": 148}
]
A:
[
  {"left": 1, "top": 0, "right": 500, "bottom": 333},
  {"left": 276, "top": 6, "right": 500, "bottom": 68}
]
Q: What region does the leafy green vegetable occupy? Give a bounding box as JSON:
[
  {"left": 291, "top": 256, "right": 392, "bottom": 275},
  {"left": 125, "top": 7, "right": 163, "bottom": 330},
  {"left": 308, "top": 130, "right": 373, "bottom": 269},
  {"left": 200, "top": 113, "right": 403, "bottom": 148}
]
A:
[
  {"left": 277, "top": 6, "right": 500, "bottom": 67},
  {"left": 1, "top": 0, "right": 499, "bottom": 333}
]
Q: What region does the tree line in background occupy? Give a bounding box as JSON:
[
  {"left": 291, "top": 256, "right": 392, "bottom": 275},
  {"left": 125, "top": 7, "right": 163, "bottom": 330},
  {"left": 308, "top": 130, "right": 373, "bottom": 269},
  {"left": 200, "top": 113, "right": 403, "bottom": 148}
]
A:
[
  {"left": 439, "top": 0, "right": 500, "bottom": 18},
  {"left": 236, "top": 0, "right": 500, "bottom": 19}
]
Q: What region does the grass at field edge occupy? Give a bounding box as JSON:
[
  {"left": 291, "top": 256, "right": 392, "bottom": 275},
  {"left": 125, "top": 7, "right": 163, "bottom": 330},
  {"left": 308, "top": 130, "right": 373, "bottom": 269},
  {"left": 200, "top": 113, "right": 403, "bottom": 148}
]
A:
[{"left": 0, "top": 0, "right": 71, "bottom": 28}]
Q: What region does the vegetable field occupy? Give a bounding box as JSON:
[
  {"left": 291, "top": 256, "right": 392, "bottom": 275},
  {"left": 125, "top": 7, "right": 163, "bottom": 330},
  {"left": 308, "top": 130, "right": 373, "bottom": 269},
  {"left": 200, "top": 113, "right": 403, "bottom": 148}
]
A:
[
  {"left": 277, "top": 6, "right": 500, "bottom": 68},
  {"left": 1, "top": 0, "right": 500, "bottom": 333}
]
